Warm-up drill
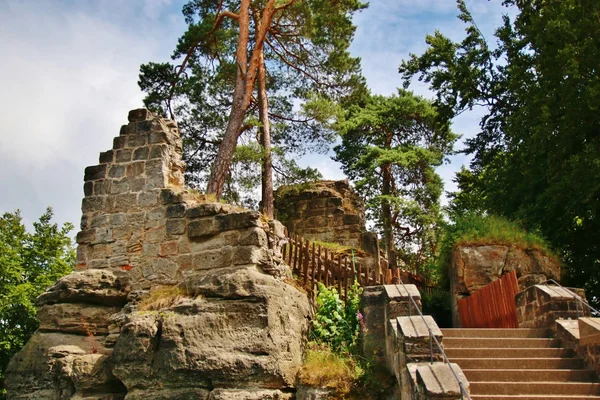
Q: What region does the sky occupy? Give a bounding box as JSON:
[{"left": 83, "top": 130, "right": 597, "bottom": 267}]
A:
[{"left": 0, "top": 0, "right": 514, "bottom": 232}]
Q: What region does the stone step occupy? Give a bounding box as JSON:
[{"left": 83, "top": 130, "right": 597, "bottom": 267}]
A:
[
  {"left": 470, "top": 382, "right": 600, "bottom": 396},
  {"left": 443, "top": 337, "right": 560, "bottom": 348},
  {"left": 463, "top": 368, "right": 597, "bottom": 382},
  {"left": 445, "top": 347, "right": 573, "bottom": 359},
  {"left": 471, "top": 396, "right": 600, "bottom": 400},
  {"left": 451, "top": 357, "right": 583, "bottom": 369},
  {"left": 441, "top": 328, "right": 550, "bottom": 338}
]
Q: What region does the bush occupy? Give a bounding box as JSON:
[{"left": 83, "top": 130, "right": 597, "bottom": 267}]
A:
[{"left": 311, "top": 282, "right": 362, "bottom": 354}]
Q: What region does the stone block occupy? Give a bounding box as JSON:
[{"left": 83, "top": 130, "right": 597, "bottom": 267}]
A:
[
  {"left": 149, "top": 144, "right": 168, "bottom": 159},
  {"left": 127, "top": 161, "right": 145, "bottom": 177},
  {"left": 138, "top": 191, "right": 158, "bottom": 207},
  {"left": 83, "top": 181, "right": 93, "bottom": 197},
  {"left": 82, "top": 196, "right": 106, "bottom": 213},
  {"left": 187, "top": 203, "right": 223, "bottom": 218},
  {"left": 166, "top": 203, "right": 186, "bottom": 218},
  {"left": 239, "top": 227, "right": 268, "bottom": 247},
  {"left": 108, "top": 165, "right": 126, "bottom": 179},
  {"left": 128, "top": 108, "right": 152, "bottom": 122},
  {"left": 152, "top": 258, "right": 178, "bottom": 279},
  {"left": 579, "top": 318, "right": 600, "bottom": 346},
  {"left": 177, "top": 254, "right": 193, "bottom": 270},
  {"left": 193, "top": 247, "right": 233, "bottom": 270},
  {"left": 113, "top": 225, "right": 133, "bottom": 241},
  {"left": 89, "top": 244, "right": 111, "bottom": 260},
  {"left": 127, "top": 134, "right": 147, "bottom": 148},
  {"left": 113, "top": 136, "right": 126, "bottom": 149},
  {"left": 99, "top": 150, "right": 114, "bottom": 164},
  {"left": 93, "top": 180, "right": 110, "bottom": 195},
  {"left": 115, "top": 149, "right": 132, "bottom": 163},
  {"left": 188, "top": 218, "right": 218, "bottom": 239},
  {"left": 233, "top": 246, "right": 266, "bottom": 265},
  {"left": 147, "top": 206, "right": 165, "bottom": 221},
  {"left": 76, "top": 229, "right": 95, "bottom": 244},
  {"left": 145, "top": 226, "right": 165, "bottom": 243},
  {"left": 216, "top": 211, "right": 261, "bottom": 232},
  {"left": 166, "top": 219, "right": 186, "bottom": 236},
  {"left": 149, "top": 131, "right": 168, "bottom": 144},
  {"left": 112, "top": 193, "right": 138, "bottom": 212},
  {"left": 397, "top": 315, "right": 442, "bottom": 340},
  {"left": 415, "top": 363, "right": 469, "bottom": 399},
  {"left": 159, "top": 241, "right": 178, "bottom": 257},
  {"left": 110, "top": 213, "right": 127, "bottom": 226},
  {"left": 84, "top": 164, "right": 107, "bottom": 181},
  {"left": 110, "top": 179, "right": 130, "bottom": 194},
  {"left": 129, "top": 177, "right": 146, "bottom": 192},
  {"left": 133, "top": 146, "right": 149, "bottom": 161},
  {"left": 160, "top": 189, "right": 184, "bottom": 204}
]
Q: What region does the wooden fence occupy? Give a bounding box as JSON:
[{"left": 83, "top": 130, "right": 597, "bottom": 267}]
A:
[
  {"left": 457, "top": 270, "right": 520, "bottom": 328},
  {"left": 282, "top": 232, "right": 428, "bottom": 301}
]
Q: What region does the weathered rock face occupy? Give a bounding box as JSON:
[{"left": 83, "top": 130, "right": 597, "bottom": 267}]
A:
[
  {"left": 274, "top": 180, "right": 368, "bottom": 250},
  {"left": 6, "top": 110, "right": 311, "bottom": 400},
  {"left": 450, "top": 244, "right": 560, "bottom": 327}
]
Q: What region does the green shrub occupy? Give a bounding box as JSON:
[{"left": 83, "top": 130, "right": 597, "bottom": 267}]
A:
[{"left": 311, "top": 281, "right": 362, "bottom": 354}]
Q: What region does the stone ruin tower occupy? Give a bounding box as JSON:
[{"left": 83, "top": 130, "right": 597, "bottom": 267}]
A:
[{"left": 5, "top": 110, "right": 311, "bottom": 400}]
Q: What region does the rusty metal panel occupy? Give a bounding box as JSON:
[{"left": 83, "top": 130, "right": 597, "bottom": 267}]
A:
[{"left": 458, "top": 270, "right": 519, "bottom": 328}]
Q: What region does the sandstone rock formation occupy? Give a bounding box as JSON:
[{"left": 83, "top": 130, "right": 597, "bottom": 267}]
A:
[
  {"left": 450, "top": 244, "right": 560, "bottom": 327},
  {"left": 6, "top": 109, "right": 311, "bottom": 400}
]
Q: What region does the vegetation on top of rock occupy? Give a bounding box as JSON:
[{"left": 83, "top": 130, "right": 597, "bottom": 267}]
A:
[
  {"left": 436, "top": 213, "right": 556, "bottom": 286},
  {"left": 136, "top": 286, "right": 194, "bottom": 312},
  {"left": 0, "top": 208, "right": 74, "bottom": 398}
]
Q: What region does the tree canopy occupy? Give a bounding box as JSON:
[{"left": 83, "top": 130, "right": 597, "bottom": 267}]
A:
[
  {"left": 0, "top": 208, "right": 74, "bottom": 397},
  {"left": 140, "top": 0, "right": 367, "bottom": 210},
  {"left": 400, "top": 0, "right": 600, "bottom": 302},
  {"left": 334, "top": 90, "right": 457, "bottom": 275}
]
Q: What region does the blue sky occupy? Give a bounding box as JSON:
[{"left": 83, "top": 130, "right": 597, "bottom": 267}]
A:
[{"left": 0, "top": 0, "right": 513, "bottom": 230}]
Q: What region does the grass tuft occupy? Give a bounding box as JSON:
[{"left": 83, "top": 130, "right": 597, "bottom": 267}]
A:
[
  {"left": 137, "top": 286, "right": 192, "bottom": 311},
  {"left": 298, "top": 344, "right": 361, "bottom": 397}
]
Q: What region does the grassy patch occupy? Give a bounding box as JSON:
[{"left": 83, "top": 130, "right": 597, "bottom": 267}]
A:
[
  {"left": 298, "top": 345, "right": 361, "bottom": 397},
  {"left": 137, "top": 286, "right": 192, "bottom": 311},
  {"left": 436, "top": 214, "right": 557, "bottom": 286}
]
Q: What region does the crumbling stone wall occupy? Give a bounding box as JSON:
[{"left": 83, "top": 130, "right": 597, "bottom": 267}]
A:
[
  {"left": 6, "top": 109, "right": 311, "bottom": 400},
  {"left": 274, "top": 180, "right": 367, "bottom": 249}
]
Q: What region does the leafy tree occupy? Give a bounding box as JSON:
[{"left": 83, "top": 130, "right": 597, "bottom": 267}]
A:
[
  {"left": 400, "top": 0, "right": 600, "bottom": 303},
  {"left": 140, "top": 0, "right": 367, "bottom": 214},
  {"left": 0, "top": 208, "right": 74, "bottom": 397},
  {"left": 334, "top": 90, "right": 457, "bottom": 275}
]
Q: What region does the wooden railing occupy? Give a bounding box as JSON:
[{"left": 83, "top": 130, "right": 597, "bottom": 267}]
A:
[{"left": 282, "top": 232, "right": 418, "bottom": 301}]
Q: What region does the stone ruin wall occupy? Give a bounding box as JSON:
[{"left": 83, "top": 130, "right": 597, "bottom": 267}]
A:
[
  {"left": 6, "top": 109, "right": 311, "bottom": 400},
  {"left": 274, "top": 180, "right": 377, "bottom": 255}
]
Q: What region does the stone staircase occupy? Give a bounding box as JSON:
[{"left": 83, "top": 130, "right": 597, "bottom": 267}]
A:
[{"left": 442, "top": 328, "right": 600, "bottom": 399}]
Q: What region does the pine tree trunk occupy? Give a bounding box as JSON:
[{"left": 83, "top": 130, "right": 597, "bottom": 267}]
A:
[
  {"left": 257, "top": 51, "right": 274, "bottom": 218},
  {"left": 207, "top": 0, "right": 276, "bottom": 198},
  {"left": 382, "top": 129, "right": 398, "bottom": 272},
  {"left": 206, "top": 0, "right": 251, "bottom": 198}
]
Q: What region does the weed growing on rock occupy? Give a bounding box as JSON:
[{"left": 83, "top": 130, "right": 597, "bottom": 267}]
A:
[{"left": 137, "top": 286, "right": 190, "bottom": 311}]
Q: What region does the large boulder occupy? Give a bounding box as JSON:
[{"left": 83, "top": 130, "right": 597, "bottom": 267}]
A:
[
  {"left": 450, "top": 244, "right": 560, "bottom": 327},
  {"left": 111, "top": 266, "right": 311, "bottom": 398}
]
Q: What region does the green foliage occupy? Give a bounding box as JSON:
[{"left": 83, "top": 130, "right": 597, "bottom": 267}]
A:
[
  {"left": 0, "top": 208, "right": 74, "bottom": 397},
  {"left": 334, "top": 90, "right": 458, "bottom": 273},
  {"left": 400, "top": 0, "right": 600, "bottom": 305},
  {"left": 139, "top": 0, "right": 367, "bottom": 196},
  {"left": 311, "top": 282, "right": 362, "bottom": 354},
  {"left": 420, "top": 289, "right": 452, "bottom": 328},
  {"left": 436, "top": 214, "right": 555, "bottom": 287}
]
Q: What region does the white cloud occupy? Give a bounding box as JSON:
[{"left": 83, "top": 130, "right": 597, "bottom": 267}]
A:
[{"left": 0, "top": 0, "right": 185, "bottom": 229}]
